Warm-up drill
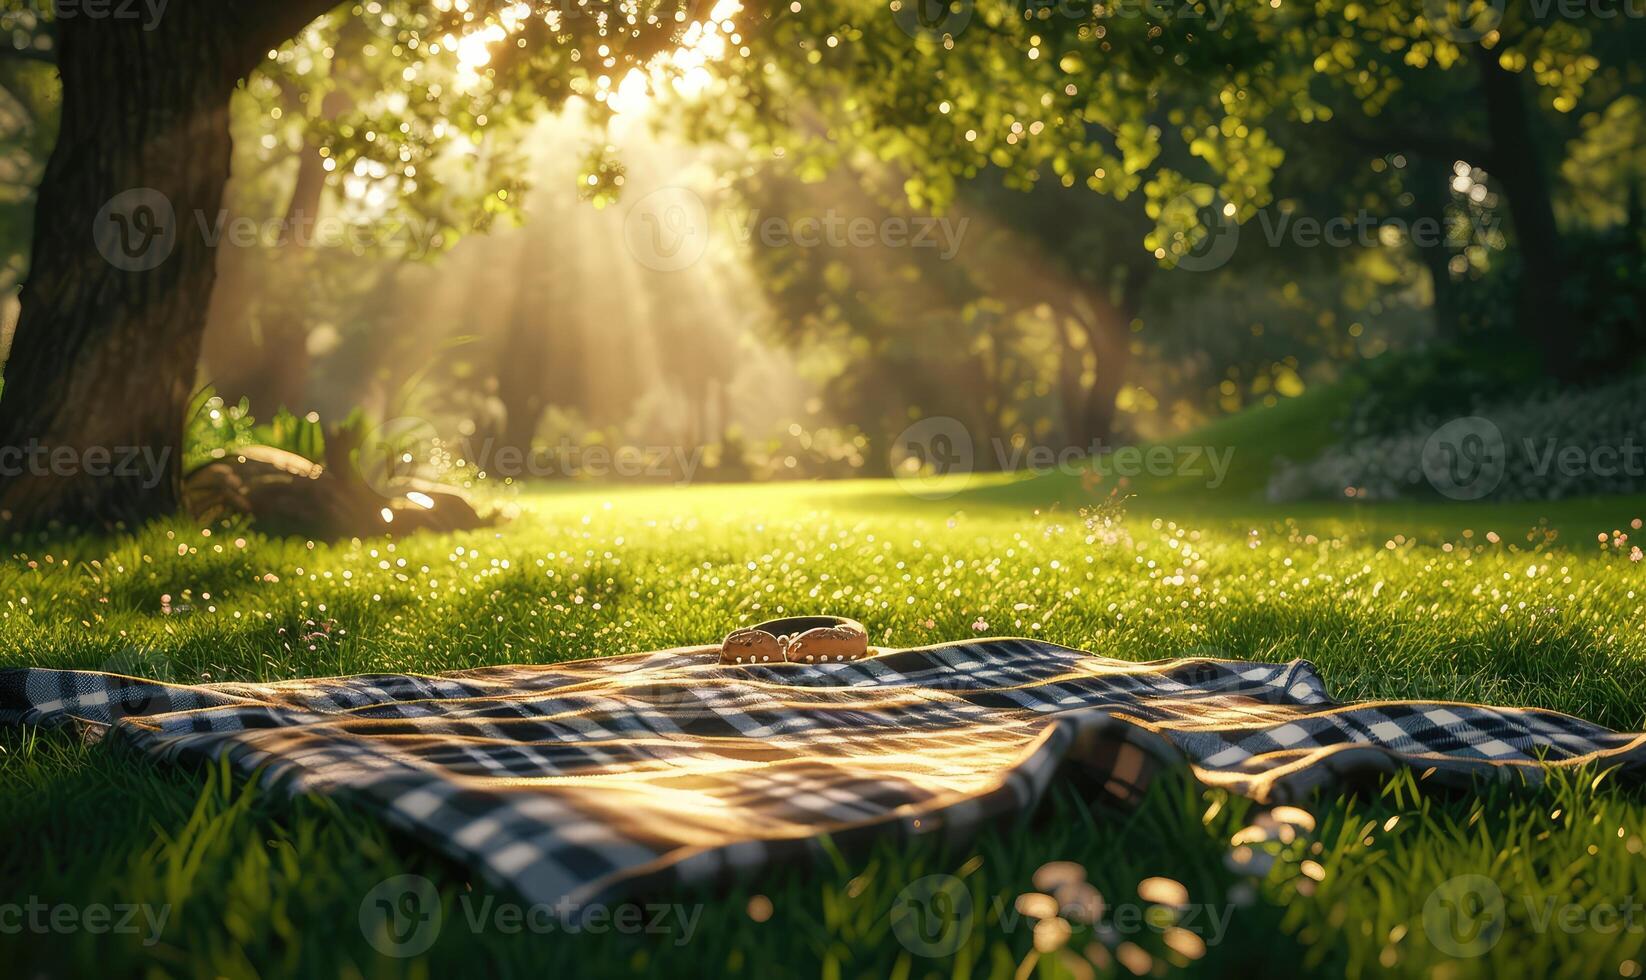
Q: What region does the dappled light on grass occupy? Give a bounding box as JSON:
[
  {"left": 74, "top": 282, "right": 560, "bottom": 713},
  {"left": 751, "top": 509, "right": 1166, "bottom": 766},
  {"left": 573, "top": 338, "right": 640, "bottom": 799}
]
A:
[
  {"left": 5, "top": 485, "right": 1646, "bottom": 975},
  {"left": 4, "top": 484, "right": 1646, "bottom": 728}
]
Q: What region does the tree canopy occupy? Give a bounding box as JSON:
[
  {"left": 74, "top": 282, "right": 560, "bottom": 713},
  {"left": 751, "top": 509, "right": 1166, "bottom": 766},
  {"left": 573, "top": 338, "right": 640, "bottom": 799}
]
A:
[{"left": 0, "top": 0, "right": 1639, "bottom": 525}]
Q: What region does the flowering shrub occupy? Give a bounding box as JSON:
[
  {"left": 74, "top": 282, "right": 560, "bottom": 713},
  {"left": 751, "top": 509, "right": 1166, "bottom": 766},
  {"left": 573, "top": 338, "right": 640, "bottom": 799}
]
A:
[{"left": 1268, "top": 374, "right": 1646, "bottom": 502}]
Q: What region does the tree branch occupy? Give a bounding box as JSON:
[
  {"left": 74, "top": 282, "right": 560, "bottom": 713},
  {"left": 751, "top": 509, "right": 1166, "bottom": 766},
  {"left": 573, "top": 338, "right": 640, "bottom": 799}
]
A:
[{"left": 229, "top": 0, "right": 352, "bottom": 71}]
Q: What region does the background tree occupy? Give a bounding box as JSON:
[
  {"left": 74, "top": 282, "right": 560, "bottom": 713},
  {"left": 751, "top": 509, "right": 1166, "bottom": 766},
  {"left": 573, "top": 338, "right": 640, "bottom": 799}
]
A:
[
  {"left": 0, "top": 0, "right": 1641, "bottom": 526},
  {"left": 0, "top": 0, "right": 686, "bottom": 527}
]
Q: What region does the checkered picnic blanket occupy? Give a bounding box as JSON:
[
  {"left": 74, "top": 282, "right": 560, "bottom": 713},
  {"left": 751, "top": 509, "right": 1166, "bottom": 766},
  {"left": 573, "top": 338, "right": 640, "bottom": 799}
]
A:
[{"left": 5, "top": 639, "right": 1645, "bottom": 911}]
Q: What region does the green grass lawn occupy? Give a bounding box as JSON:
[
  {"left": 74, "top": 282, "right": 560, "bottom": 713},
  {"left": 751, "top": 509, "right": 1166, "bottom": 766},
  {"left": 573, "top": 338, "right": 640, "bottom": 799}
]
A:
[{"left": 5, "top": 476, "right": 1646, "bottom": 978}]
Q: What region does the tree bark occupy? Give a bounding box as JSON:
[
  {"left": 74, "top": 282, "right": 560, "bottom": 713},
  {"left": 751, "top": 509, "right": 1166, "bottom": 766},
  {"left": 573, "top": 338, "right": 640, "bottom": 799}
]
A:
[
  {"left": 496, "top": 244, "right": 554, "bottom": 454},
  {"left": 1074, "top": 308, "right": 1131, "bottom": 448},
  {"left": 1053, "top": 311, "right": 1087, "bottom": 445},
  {"left": 1080, "top": 333, "right": 1129, "bottom": 447},
  {"left": 0, "top": 2, "right": 341, "bottom": 528},
  {"left": 0, "top": 16, "right": 239, "bottom": 526},
  {"left": 1412, "top": 154, "right": 1461, "bottom": 339},
  {"left": 1071, "top": 263, "right": 1146, "bottom": 447},
  {"left": 1475, "top": 46, "right": 1575, "bottom": 378}
]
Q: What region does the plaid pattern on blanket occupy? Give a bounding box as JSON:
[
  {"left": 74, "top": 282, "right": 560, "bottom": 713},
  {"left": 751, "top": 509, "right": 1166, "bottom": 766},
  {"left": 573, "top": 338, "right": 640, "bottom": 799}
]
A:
[{"left": 4, "top": 639, "right": 1644, "bottom": 911}]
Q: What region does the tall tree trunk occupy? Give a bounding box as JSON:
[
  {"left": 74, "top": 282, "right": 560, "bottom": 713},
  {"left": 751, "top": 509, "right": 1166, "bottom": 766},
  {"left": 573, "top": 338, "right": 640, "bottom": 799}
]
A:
[
  {"left": 1081, "top": 337, "right": 1128, "bottom": 447},
  {"left": 1053, "top": 311, "right": 1087, "bottom": 446},
  {"left": 1072, "top": 264, "right": 1145, "bottom": 447},
  {"left": 1076, "top": 310, "right": 1130, "bottom": 448},
  {"left": 0, "top": 17, "right": 245, "bottom": 527},
  {"left": 0, "top": 2, "right": 341, "bottom": 529},
  {"left": 496, "top": 245, "right": 553, "bottom": 453},
  {"left": 1475, "top": 46, "right": 1575, "bottom": 378},
  {"left": 1412, "top": 154, "right": 1461, "bottom": 339}
]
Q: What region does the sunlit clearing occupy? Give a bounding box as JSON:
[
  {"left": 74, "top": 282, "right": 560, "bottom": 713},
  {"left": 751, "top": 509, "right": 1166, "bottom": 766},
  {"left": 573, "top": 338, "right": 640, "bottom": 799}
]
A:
[{"left": 368, "top": 104, "right": 808, "bottom": 454}]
